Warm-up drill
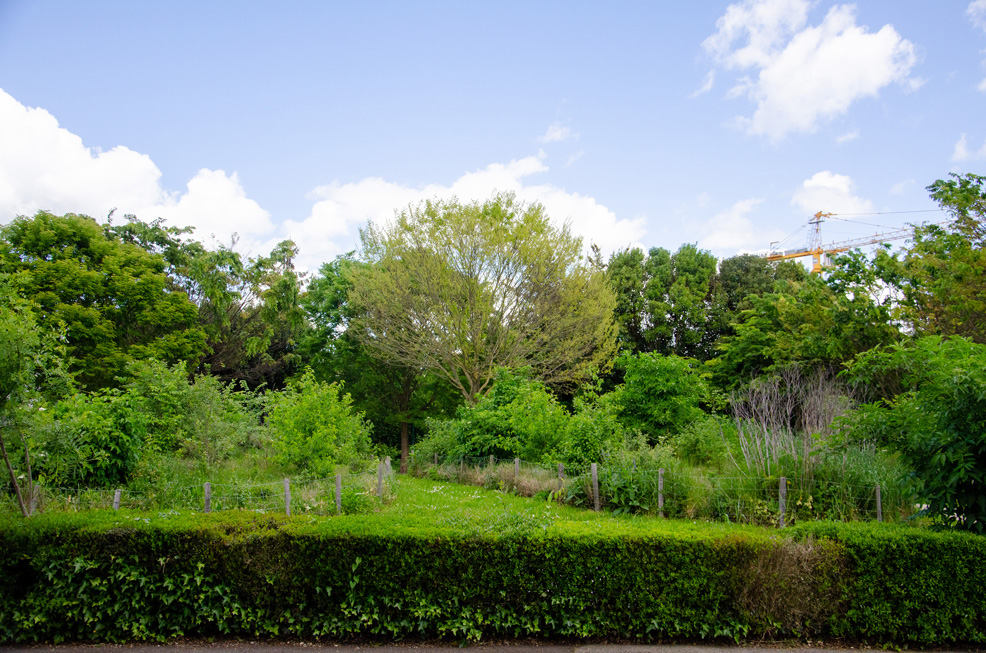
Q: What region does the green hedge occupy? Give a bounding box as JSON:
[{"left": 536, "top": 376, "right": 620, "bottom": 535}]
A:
[{"left": 0, "top": 511, "right": 984, "bottom": 645}]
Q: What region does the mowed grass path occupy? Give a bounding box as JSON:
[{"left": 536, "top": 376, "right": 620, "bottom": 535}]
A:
[{"left": 350, "top": 475, "right": 765, "bottom": 540}]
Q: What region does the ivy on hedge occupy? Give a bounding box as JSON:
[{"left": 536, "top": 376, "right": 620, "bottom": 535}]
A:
[{"left": 1, "top": 512, "right": 984, "bottom": 645}]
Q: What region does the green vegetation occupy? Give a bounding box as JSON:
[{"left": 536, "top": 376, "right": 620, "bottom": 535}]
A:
[
  {"left": 1, "top": 477, "right": 985, "bottom": 644},
  {"left": 2, "top": 174, "right": 986, "bottom": 643}
]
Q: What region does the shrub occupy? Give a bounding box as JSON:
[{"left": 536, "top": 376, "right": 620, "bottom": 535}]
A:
[
  {"left": 838, "top": 336, "right": 986, "bottom": 532},
  {"left": 266, "top": 369, "right": 372, "bottom": 477},
  {"left": 417, "top": 369, "right": 569, "bottom": 463},
  {"left": 613, "top": 352, "right": 709, "bottom": 443},
  {"left": 675, "top": 415, "right": 730, "bottom": 468}
]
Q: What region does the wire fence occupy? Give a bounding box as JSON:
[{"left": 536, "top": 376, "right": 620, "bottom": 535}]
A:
[
  {"left": 1, "top": 458, "right": 395, "bottom": 517},
  {"left": 410, "top": 453, "right": 914, "bottom": 526}
]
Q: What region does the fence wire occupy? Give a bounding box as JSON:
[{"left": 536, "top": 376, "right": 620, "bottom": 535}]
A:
[
  {"left": 409, "top": 453, "right": 916, "bottom": 526},
  {"left": 2, "top": 466, "right": 393, "bottom": 517}
]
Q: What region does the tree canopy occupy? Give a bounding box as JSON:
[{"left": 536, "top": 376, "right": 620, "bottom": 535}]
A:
[
  {"left": 348, "top": 193, "right": 618, "bottom": 403},
  {"left": 0, "top": 212, "right": 207, "bottom": 390}
]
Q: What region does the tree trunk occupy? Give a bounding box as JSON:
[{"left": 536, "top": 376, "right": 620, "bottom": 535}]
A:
[{"left": 400, "top": 421, "right": 410, "bottom": 474}]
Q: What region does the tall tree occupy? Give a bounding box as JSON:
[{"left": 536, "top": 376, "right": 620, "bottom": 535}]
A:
[
  {"left": 109, "top": 214, "right": 308, "bottom": 389},
  {"left": 871, "top": 173, "right": 986, "bottom": 343},
  {"left": 349, "top": 193, "right": 618, "bottom": 404},
  {"left": 0, "top": 212, "right": 207, "bottom": 390},
  {"left": 299, "top": 255, "right": 459, "bottom": 471}
]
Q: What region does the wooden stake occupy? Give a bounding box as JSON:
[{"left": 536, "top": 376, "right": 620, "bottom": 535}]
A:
[
  {"left": 284, "top": 478, "right": 291, "bottom": 516},
  {"left": 779, "top": 477, "right": 787, "bottom": 528},
  {"left": 591, "top": 463, "right": 600, "bottom": 512},
  {"left": 204, "top": 482, "right": 211, "bottom": 513}
]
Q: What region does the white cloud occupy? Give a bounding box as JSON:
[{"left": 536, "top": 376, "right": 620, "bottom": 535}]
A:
[
  {"left": 952, "top": 133, "right": 986, "bottom": 161},
  {"left": 0, "top": 88, "right": 275, "bottom": 254},
  {"left": 698, "top": 197, "right": 765, "bottom": 253},
  {"left": 537, "top": 121, "right": 578, "bottom": 144},
  {"left": 0, "top": 88, "right": 642, "bottom": 272},
  {"left": 969, "top": 1, "right": 986, "bottom": 91},
  {"left": 704, "top": 1, "right": 918, "bottom": 140},
  {"left": 791, "top": 171, "right": 875, "bottom": 215},
  {"left": 690, "top": 70, "right": 717, "bottom": 98},
  {"left": 970, "top": 0, "right": 986, "bottom": 31},
  {"left": 836, "top": 129, "right": 860, "bottom": 144},
  {"left": 286, "top": 153, "right": 646, "bottom": 270},
  {"left": 889, "top": 178, "right": 915, "bottom": 195}
]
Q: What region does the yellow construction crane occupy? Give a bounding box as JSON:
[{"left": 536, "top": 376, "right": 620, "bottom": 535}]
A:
[{"left": 765, "top": 211, "right": 918, "bottom": 274}]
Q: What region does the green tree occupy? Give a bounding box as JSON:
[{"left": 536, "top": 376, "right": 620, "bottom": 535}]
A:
[
  {"left": 107, "top": 214, "right": 308, "bottom": 389},
  {"left": 871, "top": 173, "right": 986, "bottom": 343},
  {"left": 299, "top": 255, "right": 460, "bottom": 472},
  {"left": 349, "top": 193, "right": 618, "bottom": 404},
  {"left": 266, "top": 369, "right": 373, "bottom": 477},
  {"left": 839, "top": 337, "right": 986, "bottom": 532},
  {"left": 0, "top": 212, "right": 207, "bottom": 390},
  {"left": 711, "top": 274, "right": 898, "bottom": 388}
]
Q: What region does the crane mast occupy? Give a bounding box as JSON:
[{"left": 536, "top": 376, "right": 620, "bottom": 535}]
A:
[{"left": 765, "top": 211, "right": 917, "bottom": 274}]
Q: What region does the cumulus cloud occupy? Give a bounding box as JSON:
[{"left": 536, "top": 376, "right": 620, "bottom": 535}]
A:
[
  {"left": 970, "top": 0, "right": 986, "bottom": 30},
  {"left": 952, "top": 133, "right": 986, "bottom": 162},
  {"left": 698, "top": 197, "right": 766, "bottom": 253},
  {"left": 791, "top": 171, "right": 875, "bottom": 215},
  {"left": 836, "top": 129, "right": 859, "bottom": 144},
  {"left": 537, "top": 121, "right": 578, "bottom": 144},
  {"left": 1, "top": 88, "right": 642, "bottom": 272},
  {"left": 0, "top": 88, "right": 275, "bottom": 254},
  {"left": 703, "top": 0, "right": 918, "bottom": 140},
  {"left": 284, "top": 153, "right": 646, "bottom": 270}
]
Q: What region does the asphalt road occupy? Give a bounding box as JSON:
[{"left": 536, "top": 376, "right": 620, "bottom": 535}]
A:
[{"left": 1, "top": 644, "right": 977, "bottom": 653}]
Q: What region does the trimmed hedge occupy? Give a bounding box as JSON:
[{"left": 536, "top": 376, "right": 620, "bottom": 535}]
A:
[{"left": 0, "top": 511, "right": 984, "bottom": 645}]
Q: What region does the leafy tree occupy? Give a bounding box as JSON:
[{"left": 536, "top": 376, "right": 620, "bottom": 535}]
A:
[
  {"left": 839, "top": 336, "right": 986, "bottom": 532},
  {"left": 870, "top": 173, "right": 986, "bottom": 343},
  {"left": 608, "top": 245, "right": 718, "bottom": 358},
  {"left": 349, "top": 193, "right": 618, "bottom": 404},
  {"left": 711, "top": 274, "right": 898, "bottom": 388},
  {"left": 613, "top": 352, "right": 709, "bottom": 443},
  {"left": 0, "top": 212, "right": 207, "bottom": 390},
  {"left": 299, "top": 255, "right": 460, "bottom": 472}
]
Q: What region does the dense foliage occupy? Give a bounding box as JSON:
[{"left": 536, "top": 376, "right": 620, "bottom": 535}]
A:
[
  {"left": 1, "top": 174, "right": 985, "bottom": 546},
  {"left": 1, "top": 502, "right": 985, "bottom": 644}
]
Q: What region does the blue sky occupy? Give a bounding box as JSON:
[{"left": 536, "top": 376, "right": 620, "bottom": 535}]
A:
[{"left": 1, "top": 0, "right": 984, "bottom": 270}]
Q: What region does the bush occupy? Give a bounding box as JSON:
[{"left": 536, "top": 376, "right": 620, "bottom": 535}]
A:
[
  {"left": 839, "top": 336, "right": 986, "bottom": 532},
  {"left": 417, "top": 369, "right": 569, "bottom": 463},
  {"left": 675, "top": 415, "right": 730, "bottom": 468},
  {"left": 614, "top": 352, "right": 709, "bottom": 443},
  {"left": 266, "top": 369, "right": 372, "bottom": 477},
  {"left": 2, "top": 512, "right": 985, "bottom": 644}
]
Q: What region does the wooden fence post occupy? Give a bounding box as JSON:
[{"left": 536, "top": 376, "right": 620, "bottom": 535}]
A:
[
  {"left": 335, "top": 474, "right": 342, "bottom": 515},
  {"left": 377, "top": 462, "right": 384, "bottom": 497},
  {"left": 284, "top": 478, "right": 291, "bottom": 516},
  {"left": 204, "top": 482, "right": 211, "bottom": 513},
  {"left": 434, "top": 453, "right": 438, "bottom": 466},
  {"left": 558, "top": 463, "right": 564, "bottom": 492},
  {"left": 113, "top": 489, "right": 121, "bottom": 511},
  {"left": 779, "top": 477, "right": 787, "bottom": 528},
  {"left": 514, "top": 457, "right": 520, "bottom": 480},
  {"left": 876, "top": 485, "right": 882, "bottom": 522},
  {"left": 658, "top": 469, "right": 664, "bottom": 518},
  {"left": 591, "top": 463, "right": 600, "bottom": 512},
  {"left": 489, "top": 454, "right": 495, "bottom": 468}
]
